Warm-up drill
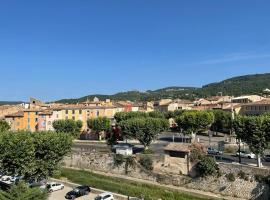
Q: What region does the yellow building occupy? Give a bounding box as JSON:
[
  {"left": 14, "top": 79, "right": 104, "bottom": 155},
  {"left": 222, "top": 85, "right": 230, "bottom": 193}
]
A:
[{"left": 5, "top": 109, "right": 41, "bottom": 132}]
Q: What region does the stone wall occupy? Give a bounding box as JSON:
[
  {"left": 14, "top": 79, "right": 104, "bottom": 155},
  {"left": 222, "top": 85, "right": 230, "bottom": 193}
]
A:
[{"left": 218, "top": 162, "right": 270, "bottom": 176}]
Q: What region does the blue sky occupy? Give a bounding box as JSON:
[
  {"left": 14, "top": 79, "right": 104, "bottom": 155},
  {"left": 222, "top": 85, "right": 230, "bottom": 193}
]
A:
[{"left": 0, "top": 1, "right": 270, "bottom": 101}]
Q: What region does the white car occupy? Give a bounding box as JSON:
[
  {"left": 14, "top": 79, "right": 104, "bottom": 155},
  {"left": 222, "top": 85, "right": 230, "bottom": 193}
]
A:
[
  {"left": 46, "top": 182, "right": 64, "bottom": 193},
  {"left": 236, "top": 151, "right": 256, "bottom": 159},
  {"left": 95, "top": 192, "right": 114, "bottom": 200}
]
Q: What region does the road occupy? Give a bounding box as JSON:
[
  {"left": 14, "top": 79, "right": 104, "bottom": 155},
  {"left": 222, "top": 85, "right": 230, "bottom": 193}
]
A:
[
  {"left": 49, "top": 185, "right": 118, "bottom": 200},
  {"left": 73, "top": 132, "right": 270, "bottom": 167}
]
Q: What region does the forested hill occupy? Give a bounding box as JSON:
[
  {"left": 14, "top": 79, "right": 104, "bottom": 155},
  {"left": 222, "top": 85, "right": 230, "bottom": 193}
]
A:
[
  {"left": 56, "top": 73, "right": 270, "bottom": 103},
  {"left": 201, "top": 73, "right": 270, "bottom": 96}
]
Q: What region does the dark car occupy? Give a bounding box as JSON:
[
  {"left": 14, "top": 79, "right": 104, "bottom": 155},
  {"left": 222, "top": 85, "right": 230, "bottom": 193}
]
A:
[
  {"left": 263, "top": 155, "right": 270, "bottom": 162},
  {"left": 65, "top": 185, "right": 91, "bottom": 199}
]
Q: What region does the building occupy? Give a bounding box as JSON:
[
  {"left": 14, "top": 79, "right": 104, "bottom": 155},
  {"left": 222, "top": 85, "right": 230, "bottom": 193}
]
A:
[
  {"left": 5, "top": 109, "right": 41, "bottom": 132},
  {"left": 163, "top": 143, "right": 193, "bottom": 175},
  {"left": 239, "top": 99, "right": 270, "bottom": 115},
  {"left": 0, "top": 105, "right": 24, "bottom": 119},
  {"left": 231, "top": 95, "right": 264, "bottom": 104}
]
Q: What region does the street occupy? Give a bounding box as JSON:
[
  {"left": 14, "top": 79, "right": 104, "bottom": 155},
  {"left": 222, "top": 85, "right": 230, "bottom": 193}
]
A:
[{"left": 73, "top": 132, "right": 270, "bottom": 167}]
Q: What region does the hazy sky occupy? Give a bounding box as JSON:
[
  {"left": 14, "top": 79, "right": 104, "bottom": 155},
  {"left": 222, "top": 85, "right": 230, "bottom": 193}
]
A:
[{"left": 0, "top": 0, "right": 270, "bottom": 101}]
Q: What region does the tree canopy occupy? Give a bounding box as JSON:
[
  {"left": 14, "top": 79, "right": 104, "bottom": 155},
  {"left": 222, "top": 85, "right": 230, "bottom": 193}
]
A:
[
  {"left": 52, "top": 119, "right": 83, "bottom": 137},
  {"left": 175, "top": 110, "right": 214, "bottom": 135},
  {"left": 210, "top": 110, "right": 232, "bottom": 134},
  {"left": 87, "top": 117, "right": 111, "bottom": 133},
  {"left": 0, "top": 181, "right": 48, "bottom": 200},
  {"left": 233, "top": 115, "right": 270, "bottom": 167},
  {"left": 0, "top": 131, "right": 72, "bottom": 180},
  {"left": 119, "top": 117, "right": 169, "bottom": 148},
  {"left": 0, "top": 120, "right": 10, "bottom": 132}
]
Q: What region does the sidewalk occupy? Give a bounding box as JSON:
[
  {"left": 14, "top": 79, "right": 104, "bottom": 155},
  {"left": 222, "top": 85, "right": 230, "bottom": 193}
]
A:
[{"left": 63, "top": 166, "right": 246, "bottom": 200}]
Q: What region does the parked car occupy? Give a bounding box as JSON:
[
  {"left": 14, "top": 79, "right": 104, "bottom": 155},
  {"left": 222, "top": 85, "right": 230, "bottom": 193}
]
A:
[
  {"left": 10, "top": 175, "right": 23, "bottom": 183},
  {"left": 95, "top": 192, "right": 114, "bottom": 200},
  {"left": 263, "top": 155, "right": 270, "bottom": 162},
  {"left": 236, "top": 151, "right": 256, "bottom": 159},
  {"left": 65, "top": 185, "right": 91, "bottom": 199},
  {"left": 46, "top": 182, "right": 64, "bottom": 193},
  {"left": 207, "top": 147, "right": 223, "bottom": 155}
]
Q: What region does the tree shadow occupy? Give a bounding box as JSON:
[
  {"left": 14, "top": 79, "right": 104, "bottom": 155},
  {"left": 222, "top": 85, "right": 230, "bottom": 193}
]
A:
[{"left": 251, "top": 183, "right": 270, "bottom": 200}]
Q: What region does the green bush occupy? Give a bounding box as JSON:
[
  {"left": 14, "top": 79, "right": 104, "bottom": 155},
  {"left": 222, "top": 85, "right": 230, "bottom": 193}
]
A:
[
  {"left": 224, "top": 146, "right": 235, "bottom": 154},
  {"left": 113, "top": 154, "right": 125, "bottom": 168},
  {"left": 196, "top": 156, "right": 218, "bottom": 176},
  {"left": 226, "top": 173, "right": 236, "bottom": 182},
  {"left": 238, "top": 170, "right": 246, "bottom": 179},
  {"left": 142, "top": 149, "right": 154, "bottom": 155},
  {"left": 254, "top": 174, "right": 264, "bottom": 182},
  {"left": 139, "top": 156, "right": 153, "bottom": 171}
]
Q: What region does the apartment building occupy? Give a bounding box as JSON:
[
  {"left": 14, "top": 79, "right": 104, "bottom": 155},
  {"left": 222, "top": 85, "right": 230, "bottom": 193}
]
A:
[{"left": 240, "top": 99, "right": 270, "bottom": 115}]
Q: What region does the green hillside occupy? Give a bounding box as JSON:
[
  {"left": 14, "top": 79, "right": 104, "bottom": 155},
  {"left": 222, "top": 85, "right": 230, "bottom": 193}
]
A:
[
  {"left": 56, "top": 73, "right": 270, "bottom": 103},
  {"left": 201, "top": 73, "right": 270, "bottom": 96}
]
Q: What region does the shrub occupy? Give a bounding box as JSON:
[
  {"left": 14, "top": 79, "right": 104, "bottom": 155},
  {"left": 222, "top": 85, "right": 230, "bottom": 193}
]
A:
[
  {"left": 190, "top": 143, "right": 205, "bottom": 163},
  {"left": 226, "top": 173, "right": 236, "bottom": 182},
  {"left": 113, "top": 154, "right": 124, "bottom": 168},
  {"left": 254, "top": 174, "right": 264, "bottom": 183},
  {"left": 224, "top": 146, "right": 235, "bottom": 154},
  {"left": 142, "top": 149, "right": 154, "bottom": 155},
  {"left": 238, "top": 170, "right": 246, "bottom": 179},
  {"left": 139, "top": 156, "right": 153, "bottom": 171},
  {"left": 196, "top": 156, "right": 218, "bottom": 176}
]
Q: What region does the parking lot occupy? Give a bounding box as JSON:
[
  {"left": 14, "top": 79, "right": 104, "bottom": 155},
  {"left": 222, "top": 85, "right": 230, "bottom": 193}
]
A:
[{"left": 48, "top": 185, "right": 118, "bottom": 200}]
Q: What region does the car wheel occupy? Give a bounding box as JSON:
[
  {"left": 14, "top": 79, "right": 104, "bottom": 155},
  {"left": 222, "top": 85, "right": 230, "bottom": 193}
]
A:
[
  {"left": 248, "top": 156, "right": 251, "bottom": 159},
  {"left": 49, "top": 189, "right": 53, "bottom": 193},
  {"left": 85, "top": 191, "right": 89, "bottom": 195},
  {"left": 61, "top": 186, "right": 64, "bottom": 190}
]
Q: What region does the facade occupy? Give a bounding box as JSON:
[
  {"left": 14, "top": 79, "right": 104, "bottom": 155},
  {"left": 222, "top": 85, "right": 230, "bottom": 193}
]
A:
[
  {"left": 232, "top": 95, "right": 264, "bottom": 104},
  {"left": 239, "top": 99, "right": 270, "bottom": 115},
  {"left": 5, "top": 109, "right": 41, "bottom": 131}
]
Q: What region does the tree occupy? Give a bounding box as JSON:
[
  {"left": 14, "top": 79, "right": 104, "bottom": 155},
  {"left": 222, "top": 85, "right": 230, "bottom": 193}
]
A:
[
  {"left": 0, "top": 120, "right": 10, "bottom": 132},
  {"left": 196, "top": 156, "right": 218, "bottom": 177},
  {"left": 119, "top": 117, "right": 169, "bottom": 148},
  {"left": 87, "top": 117, "right": 111, "bottom": 133},
  {"left": 52, "top": 119, "right": 83, "bottom": 137},
  {"left": 175, "top": 110, "right": 214, "bottom": 137},
  {"left": 0, "top": 131, "right": 72, "bottom": 180},
  {"left": 233, "top": 115, "right": 268, "bottom": 167},
  {"left": 210, "top": 110, "right": 232, "bottom": 134},
  {"left": 0, "top": 181, "right": 48, "bottom": 200},
  {"left": 114, "top": 112, "right": 148, "bottom": 123}
]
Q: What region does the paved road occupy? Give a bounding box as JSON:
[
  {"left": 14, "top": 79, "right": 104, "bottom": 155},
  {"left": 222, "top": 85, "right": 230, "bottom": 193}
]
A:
[
  {"left": 73, "top": 132, "right": 270, "bottom": 167},
  {"left": 49, "top": 185, "right": 118, "bottom": 200}
]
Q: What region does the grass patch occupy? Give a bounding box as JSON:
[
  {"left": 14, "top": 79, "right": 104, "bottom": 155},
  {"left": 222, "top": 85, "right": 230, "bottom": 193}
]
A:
[{"left": 57, "top": 168, "right": 209, "bottom": 200}]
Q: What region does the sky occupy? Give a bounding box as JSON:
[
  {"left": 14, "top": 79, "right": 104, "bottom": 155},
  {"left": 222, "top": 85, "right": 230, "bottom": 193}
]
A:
[{"left": 0, "top": 1, "right": 270, "bottom": 101}]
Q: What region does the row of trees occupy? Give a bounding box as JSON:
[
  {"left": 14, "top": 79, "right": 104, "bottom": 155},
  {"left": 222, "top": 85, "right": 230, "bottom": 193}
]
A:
[{"left": 234, "top": 114, "right": 270, "bottom": 167}]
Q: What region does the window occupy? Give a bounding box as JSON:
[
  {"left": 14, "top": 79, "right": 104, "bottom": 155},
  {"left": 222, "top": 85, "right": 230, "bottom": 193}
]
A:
[
  {"left": 56, "top": 114, "right": 59, "bottom": 118},
  {"left": 36, "top": 112, "right": 38, "bottom": 115},
  {"left": 72, "top": 116, "right": 75, "bottom": 120},
  {"left": 79, "top": 110, "right": 82, "bottom": 114},
  {"left": 66, "top": 110, "right": 68, "bottom": 114},
  {"left": 97, "top": 111, "right": 99, "bottom": 116},
  {"left": 72, "top": 110, "right": 75, "bottom": 114},
  {"left": 35, "top": 118, "right": 38, "bottom": 122},
  {"left": 48, "top": 121, "right": 51, "bottom": 125},
  {"left": 65, "top": 116, "right": 68, "bottom": 120},
  {"left": 28, "top": 118, "right": 30, "bottom": 123}
]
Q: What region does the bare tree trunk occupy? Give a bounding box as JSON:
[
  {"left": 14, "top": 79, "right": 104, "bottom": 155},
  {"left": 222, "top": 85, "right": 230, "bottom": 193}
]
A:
[{"left": 257, "top": 155, "right": 262, "bottom": 168}]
